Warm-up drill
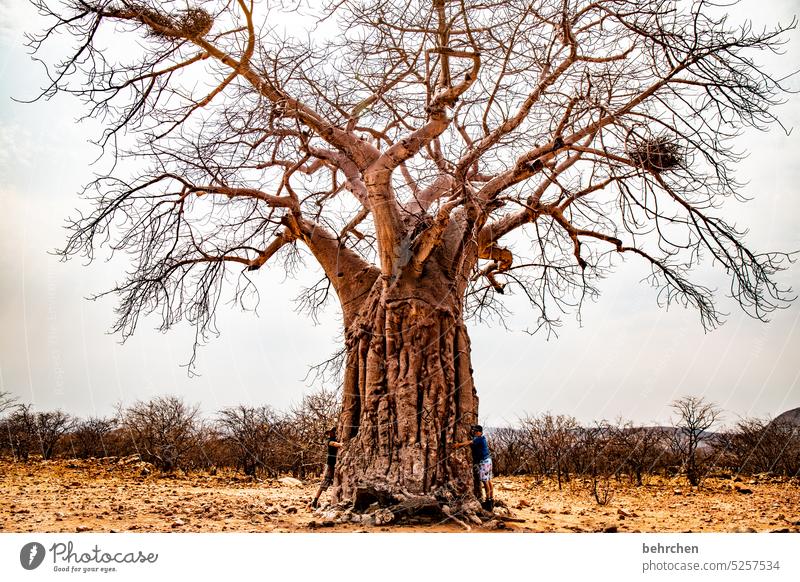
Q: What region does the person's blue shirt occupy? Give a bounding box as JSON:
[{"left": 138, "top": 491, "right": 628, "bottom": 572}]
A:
[{"left": 470, "top": 435, "right": 490, "bottom": 463}]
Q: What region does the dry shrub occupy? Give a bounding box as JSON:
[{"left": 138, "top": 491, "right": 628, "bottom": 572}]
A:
[
  {"left": 67, "top": 417, "right": 117, "bottom": 459},
  {"left": 117, "top": 396, "right": 200, "bottom": 472},
  {"left": 592, "top": 475, "right": 615, "bottom": 506}
]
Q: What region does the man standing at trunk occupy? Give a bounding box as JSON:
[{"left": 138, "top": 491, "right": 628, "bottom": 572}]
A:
[
  {"left": 310, "top": 427, "right": 342, "bottom": 509},
  {"left": 454, "top": 425, "right": 494, "bottom": 511}
]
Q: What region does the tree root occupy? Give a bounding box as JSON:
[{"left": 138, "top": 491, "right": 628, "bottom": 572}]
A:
[
  {"left": 441, "top": 505, "right": 472, "bottom": 531},
  {"left": 318, "top": 482, "right": 521, "bottom": 530}
]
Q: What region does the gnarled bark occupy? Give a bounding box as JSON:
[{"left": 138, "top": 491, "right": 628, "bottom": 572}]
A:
[{"left": 332, "top": 270, "right": 479, "bottom": 503}]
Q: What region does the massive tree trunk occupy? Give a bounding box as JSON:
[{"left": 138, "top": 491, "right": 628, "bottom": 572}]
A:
[{"left": 330, "top": 266, "right": 479, "bottom": 504}]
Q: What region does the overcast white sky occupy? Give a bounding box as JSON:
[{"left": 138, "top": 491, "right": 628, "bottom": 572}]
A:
[{"left": 0, "top": 0, "right": 799, "bottom": 429}]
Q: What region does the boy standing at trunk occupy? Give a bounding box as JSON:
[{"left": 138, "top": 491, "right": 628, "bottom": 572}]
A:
[
  {"left": 310, "top": 427, "right": 342, "bottom": 509},
  {"left": 453, "top": 425, "right": 494, "bottom": 511}
]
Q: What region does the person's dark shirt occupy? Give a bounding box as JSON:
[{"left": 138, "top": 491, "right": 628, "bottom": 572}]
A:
[
  {"left": 470, "top": 435, "right": 490, "bottom": 464},
  {"left": 326, "top": 438, "right": 338, "bottom": 467}
]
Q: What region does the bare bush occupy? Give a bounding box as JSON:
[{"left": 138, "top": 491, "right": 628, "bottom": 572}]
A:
[
  {"left": 612, "top": 423, "right": 670, "bottom": 486},
  {"left": 670, "top": 396, "right": 722, "bottom": 486},
  {"left": 33, "top": 410, "right": 74, "bottom": 460},
  {"left": 0, "top": 406, "right": 73, "bottom": 461},
  {"left": 570, "top": 422, "right": 612, "bottom": 478},
  {"left": 2, "top": 405, "right": 36, "bottom": 461},
  {"left": 717, "top": 417, "right": 800, "bottom": 477},
  {"left": 520, "top": 413, "right": 579, "bottom": 489},
  {"left": 117, "top": 396, "right": 200, "bottom": 472},
  {"left": 592, "top": 476, "right": 615, "bottom": 506},
  {"left": 68, "top": 417, "right": 118, "bottom": 459},
  {"left": 182, "top": 423, "right": 226, "bottom": 471},
  {"left": 0, "top": 390, "right": 18, "bottom": 417},
  {"left": 277, "top": 388, "right": 340, "bottom": 479},
  {"left": 488, "top": 427, "right": 531, "bottom": 476},
  {"left": 217, "top": 405, "right": 281, "bottom": 476}
]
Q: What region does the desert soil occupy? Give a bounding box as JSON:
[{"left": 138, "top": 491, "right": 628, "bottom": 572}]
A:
[{"left": 1, "top": 457, "right": 798, "bottom": 533}]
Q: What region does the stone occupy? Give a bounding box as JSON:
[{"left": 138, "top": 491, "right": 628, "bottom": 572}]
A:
[
  {"left": 76, "top": 525, "right": 90, "bottom": 532},
  {"left": 321, "top": 510, "right": 339, "bottom": 521},
  {"left": 603, "top": 526, "right": 618, "bottom": 533},
  {"left": 278, "top": 477, "right": 303, "bottom": 487},
  {"left": 118, "top": 454, "right": 141, "bottom": 465},
  {"left": 373, "top": 509, "right": 395, "bottom": 526},
  {"left": 171, "top": 518, "right": 185, "bottom": 528}
]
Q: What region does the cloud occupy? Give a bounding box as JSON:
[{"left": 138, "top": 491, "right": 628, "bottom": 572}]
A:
[{"left": 0, "top": 123, "right": 34, "bottom": 173}]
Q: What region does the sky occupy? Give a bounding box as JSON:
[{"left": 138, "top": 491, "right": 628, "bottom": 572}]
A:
[{"left": 0, "top": 0, "right": 799, "bottom": 430}]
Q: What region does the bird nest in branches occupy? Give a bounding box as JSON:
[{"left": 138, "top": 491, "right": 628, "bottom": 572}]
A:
[
  {"left": 626, "top": 136, "right": 682, "bottom": 173},
  {"left": 127, "top": 4, "right": 213, "bottom": 39}
]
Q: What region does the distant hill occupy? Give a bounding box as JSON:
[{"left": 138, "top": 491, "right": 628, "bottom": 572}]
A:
[{"left": 773, "top": 407, "right": 800, "bottom": 426}]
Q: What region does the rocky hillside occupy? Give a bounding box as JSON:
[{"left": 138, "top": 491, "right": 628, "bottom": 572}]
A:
[{"left": 773, "top": 407, "right": 800, "bottom": 425}]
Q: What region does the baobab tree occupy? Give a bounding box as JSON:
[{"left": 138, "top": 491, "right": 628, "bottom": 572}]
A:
[{"left": 28, "top": 0, "right": 794, "bottom": 511}]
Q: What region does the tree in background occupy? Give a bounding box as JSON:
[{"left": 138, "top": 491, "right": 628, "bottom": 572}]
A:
[
  {"left": 488, "top": 427, "right": 530, "bottom": 476},
  {"left": 117, "top": 396, "right": 200, "bottom": 472},
  {"left": 282, "top": 387, "right": 340, "bottom": 479},
  {"left": 3, "top": 404, "right": 37, "bottom": 461},
  {"left": 0, "top": 391, "right": 20, "bottom": 458},
  {"left": 717, "top": 417, "right": 800, "bottom": 477},
  {"left": 29, "top": 0, "right": 795, "bottom": 509},
  {"left": 33, "top": 410, "right": 74, "bottom": 460},
  {"left": 670, "top": 396, "right": 721, "bottom": 485},
  {"left": 521, "top": 413, "right": 579, "bottom": 489},
  {"left": 69, "top": 416, "right": 118, "bottom": 459},
  {"left": 217, "top": 405, "right": 280, "bottom": 476},
  {"left": 613, "top": 423, "right": 667, "bottom": 486},
  {"left": 0, "top": 390, "right": 18, "bottom": 417}
]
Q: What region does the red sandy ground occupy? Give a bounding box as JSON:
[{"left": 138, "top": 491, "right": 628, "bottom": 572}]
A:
[{"left": 1, "top": 458, "right": 798, "bottom": 533}]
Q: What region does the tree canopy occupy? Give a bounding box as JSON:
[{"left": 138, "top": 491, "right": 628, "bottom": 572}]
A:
[{"left": 27, "top": 0, "right": 796, "bottom": 371}]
